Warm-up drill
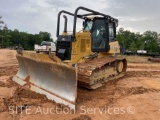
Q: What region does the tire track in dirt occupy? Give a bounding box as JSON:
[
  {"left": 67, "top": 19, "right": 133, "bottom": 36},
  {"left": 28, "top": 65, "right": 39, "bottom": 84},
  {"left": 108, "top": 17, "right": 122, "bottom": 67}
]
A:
[
  {"left": 76, "top": 62, "right": 160, "bottom": 114},
  {"left": 125, "top": 71, "right": 160, "bottom": 78},
  {"left": 0, "top": 66, "right": 18, "bottom": 76},
  {"left": 1, "top": 50, "right": 160, "bottom": 120},
  {"left": 76, "top": 78, "right": 160, "bottom": 110}
]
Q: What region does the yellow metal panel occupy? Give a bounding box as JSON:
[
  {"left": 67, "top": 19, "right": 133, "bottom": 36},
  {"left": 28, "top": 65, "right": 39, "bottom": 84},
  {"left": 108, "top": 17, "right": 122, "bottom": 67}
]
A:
[
  {"left": 70, "top": 31, "right": 120, "bottom": 65},
  {"left": 98, "top": 41, "right": 120, "bottom": 58},
  {"left": 70, "top": 31, "right": 93, "bottom": 65}
]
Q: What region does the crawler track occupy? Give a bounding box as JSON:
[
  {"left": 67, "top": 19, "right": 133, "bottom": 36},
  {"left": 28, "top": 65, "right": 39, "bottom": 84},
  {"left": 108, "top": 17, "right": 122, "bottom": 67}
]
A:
[{"left": 77, "top": 57, "right": 127, "bottom": 89}]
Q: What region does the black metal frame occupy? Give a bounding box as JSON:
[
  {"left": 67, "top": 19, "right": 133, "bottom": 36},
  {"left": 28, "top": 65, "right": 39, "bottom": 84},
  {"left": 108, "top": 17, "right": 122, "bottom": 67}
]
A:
[
  {"left": 56, "top": 6, "right": 118, "bottom": 38},
  {"left": 56, "top": 10, "right": 82, "bottom": 37}
]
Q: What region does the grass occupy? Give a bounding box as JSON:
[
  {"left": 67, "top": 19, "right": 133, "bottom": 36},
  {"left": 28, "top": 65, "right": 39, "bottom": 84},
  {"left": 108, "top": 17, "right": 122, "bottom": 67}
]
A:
[{"left": 118, "top": 55, "right": 150, "bottom": 63}]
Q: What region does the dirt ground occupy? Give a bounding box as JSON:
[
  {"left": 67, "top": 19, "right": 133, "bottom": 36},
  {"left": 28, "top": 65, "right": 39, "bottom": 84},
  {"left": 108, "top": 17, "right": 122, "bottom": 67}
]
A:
[{"left": 0, "top": 49, "right": 160, "bottom": 120}]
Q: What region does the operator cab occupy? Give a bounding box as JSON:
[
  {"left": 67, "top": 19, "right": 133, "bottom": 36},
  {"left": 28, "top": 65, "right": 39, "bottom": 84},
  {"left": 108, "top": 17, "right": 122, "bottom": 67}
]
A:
[
  {"left": 56, "top": 6, "right": 118, "bottom": 60},
  {"left": 83, "top": 18, "right": 117, "bottom": 52}
]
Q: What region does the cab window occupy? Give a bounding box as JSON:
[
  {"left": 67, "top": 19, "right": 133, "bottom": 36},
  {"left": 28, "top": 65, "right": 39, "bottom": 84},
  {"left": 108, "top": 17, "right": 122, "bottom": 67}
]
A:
[
  {"left": 84, "top": 21, "right": 93, "bottom": 31},
  {"left": 109, "top": 23, "right": 115, "bottom": 41},
  {"left": 91, "top": 19, "right": 107, "bottom": 51}
]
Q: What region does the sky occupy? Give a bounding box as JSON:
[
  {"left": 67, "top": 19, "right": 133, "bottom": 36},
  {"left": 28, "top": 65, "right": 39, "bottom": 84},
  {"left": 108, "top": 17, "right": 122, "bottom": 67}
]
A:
[{"left": 0, "top": 0, "right": 160, "bottom": 40}]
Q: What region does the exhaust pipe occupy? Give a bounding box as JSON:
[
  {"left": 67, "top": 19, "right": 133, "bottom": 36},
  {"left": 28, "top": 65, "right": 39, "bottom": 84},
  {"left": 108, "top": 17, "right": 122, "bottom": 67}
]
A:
[{"left": 63, "top": 15, "right": 67, "bottom": 32}]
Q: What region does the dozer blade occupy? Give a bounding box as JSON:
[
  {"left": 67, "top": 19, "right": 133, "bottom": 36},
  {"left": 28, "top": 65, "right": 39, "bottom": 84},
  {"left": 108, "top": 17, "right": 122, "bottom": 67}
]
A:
[{"left": 13, "top": 54, "right": 77, "bottom": 110}]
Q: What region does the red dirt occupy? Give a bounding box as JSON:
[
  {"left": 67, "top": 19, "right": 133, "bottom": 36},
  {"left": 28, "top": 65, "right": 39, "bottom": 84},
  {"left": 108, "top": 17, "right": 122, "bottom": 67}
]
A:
[{"left": 0, "top": 49, "right": 160, "bottom": 120}]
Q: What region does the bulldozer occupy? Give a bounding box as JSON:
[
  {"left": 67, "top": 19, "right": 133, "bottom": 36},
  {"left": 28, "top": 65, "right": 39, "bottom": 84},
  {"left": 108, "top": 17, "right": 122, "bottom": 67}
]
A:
[{"left": 13, "top": 6, "right": 127, "bottom": 110}]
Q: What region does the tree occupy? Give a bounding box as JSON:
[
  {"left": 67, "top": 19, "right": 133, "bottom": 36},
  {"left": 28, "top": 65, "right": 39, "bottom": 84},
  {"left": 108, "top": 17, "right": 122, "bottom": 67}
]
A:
[
  {"left": 130, "top": 41, "right": 137, "bottom": 52},
  {"left": 0, "top": 16, "right": 4, "bottom": 28},
  {"left": 39, "top": 31, "right": 52, "bottom": 41},
  {"left": 117, "top": 28, "right": 160, "bottom": 53},
  {"left": 143, "top": 31, "right": 159, "bottom": 53},
  {"left": 117, "top": 28, "right": 134, "bottom": 50},
  {"left": 0, "top": 16, "right": 5, "bottom": 48}
]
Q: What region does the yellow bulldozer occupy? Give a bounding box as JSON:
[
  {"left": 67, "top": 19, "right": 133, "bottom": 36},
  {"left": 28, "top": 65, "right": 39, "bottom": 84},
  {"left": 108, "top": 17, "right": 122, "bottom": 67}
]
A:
[{"left": 13, "top": 6, "right": 127, "bottom": 110}]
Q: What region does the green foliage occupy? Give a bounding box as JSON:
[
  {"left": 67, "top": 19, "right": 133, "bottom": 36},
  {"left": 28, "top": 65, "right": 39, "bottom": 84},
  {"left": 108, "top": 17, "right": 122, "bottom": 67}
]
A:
[
  {"left": 117, "top": 28, "right": 160, "bottom": 53},
  {"left": 0, "top": 23, "right": 160, "bottom": 53},
  {"left": 130, "top": 41, "right": 137, "bottom": 52},
  {"left": 0, "top": 29, "right": 53, "bottom": 50}
]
